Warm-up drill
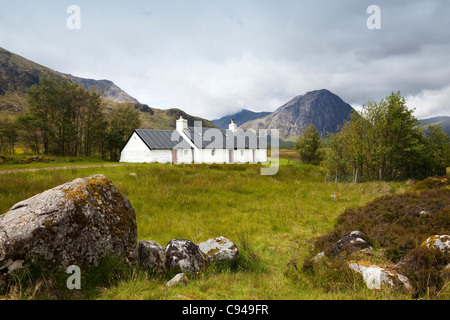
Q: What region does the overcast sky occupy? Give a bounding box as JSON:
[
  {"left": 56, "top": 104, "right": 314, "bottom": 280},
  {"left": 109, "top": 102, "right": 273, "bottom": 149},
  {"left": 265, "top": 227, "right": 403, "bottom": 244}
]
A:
[{"left": 1, "top": 0, "right": 449, "bottom": 120}]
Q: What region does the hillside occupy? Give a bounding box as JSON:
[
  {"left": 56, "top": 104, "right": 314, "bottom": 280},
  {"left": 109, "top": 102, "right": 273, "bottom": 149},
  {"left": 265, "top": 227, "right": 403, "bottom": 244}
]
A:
[
  {"left": 240, "top": 89, "right": 355, "bottom": 140},
  {"left": 211, "top": 109, "right": 271, "bottom": 129},
  {"left": 0, "top": 47, "right": 215, "bottom": 129},
  {"left": 419, "top": 116, "right": 450, "bottom": 136},
  {"left": 0, "top": 47, "right": 62, "bottom": 112}
]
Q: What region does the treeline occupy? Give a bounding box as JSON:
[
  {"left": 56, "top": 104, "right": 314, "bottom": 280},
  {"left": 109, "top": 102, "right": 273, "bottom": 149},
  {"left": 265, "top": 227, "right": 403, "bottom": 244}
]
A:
[
  {"left": 296, "top": 92, "right": 450, "bottom": 181},
  {"left": 0, "top": 77, "right": 141, "bottom": 160}
]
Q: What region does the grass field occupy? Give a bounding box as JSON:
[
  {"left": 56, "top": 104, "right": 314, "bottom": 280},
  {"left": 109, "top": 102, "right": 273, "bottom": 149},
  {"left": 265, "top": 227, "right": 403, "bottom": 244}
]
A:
[{"left": 1, "top": 153, "right": 425, "bottom": 300}]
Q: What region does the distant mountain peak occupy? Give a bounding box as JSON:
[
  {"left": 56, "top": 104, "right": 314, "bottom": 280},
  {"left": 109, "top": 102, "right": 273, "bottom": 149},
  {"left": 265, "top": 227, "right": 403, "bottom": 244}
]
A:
[
  {"left": 241, "top": 89, "right": 355, "bottom": 139},
  {"left": 211, "top": 108, "right": 271, "bottom": 129}
]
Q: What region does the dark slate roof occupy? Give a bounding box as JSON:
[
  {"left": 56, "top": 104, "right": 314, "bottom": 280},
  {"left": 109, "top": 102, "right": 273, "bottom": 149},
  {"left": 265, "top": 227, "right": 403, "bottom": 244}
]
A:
[
  {"left": 132, "top": 128, "right": 266, "bottom": 150},
  {"left": 134, "top": 130, "right": 192, "bottom": 150}
]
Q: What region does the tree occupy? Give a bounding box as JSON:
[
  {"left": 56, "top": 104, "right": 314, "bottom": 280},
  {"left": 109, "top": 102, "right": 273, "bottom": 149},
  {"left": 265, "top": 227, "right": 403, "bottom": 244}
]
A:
[
  {"left": 26, "top": 76, "right": 107, "bottom": 157},
  {"left": 326, "top": 91, "right": 436, "bottom": 181},
  {"left": 103, "top": 103, "right": 141, "bottom": 161},
  {"left": 424, "top": 124, "right": 450, "bottom": 176},
  {"left": 295, "top": 123, "right": 322, "bottom": 165},
  {"left": 0, "top": 115, "right": 18, "bottom": 155},
  {"left": 16, "top": 113, "right": 43, "bottom": 155}
]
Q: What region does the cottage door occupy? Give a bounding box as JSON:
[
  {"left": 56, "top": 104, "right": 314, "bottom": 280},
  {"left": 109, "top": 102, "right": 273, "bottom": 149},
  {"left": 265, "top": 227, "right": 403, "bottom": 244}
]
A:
[{"left": 172, "top": 150, "right": 177, "bottom": 164}]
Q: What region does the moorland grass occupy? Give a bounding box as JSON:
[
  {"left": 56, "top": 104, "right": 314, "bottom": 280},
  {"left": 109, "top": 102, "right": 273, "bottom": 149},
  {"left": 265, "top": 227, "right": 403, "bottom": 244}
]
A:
[{"left": 0, "top": 161, "right": 417, "bottom": 300}]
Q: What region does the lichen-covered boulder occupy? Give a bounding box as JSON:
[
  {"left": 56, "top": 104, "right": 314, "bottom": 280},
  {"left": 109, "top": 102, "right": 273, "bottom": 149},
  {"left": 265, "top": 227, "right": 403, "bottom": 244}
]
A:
[
  {"left": 0, "top": 174, "right": 138, "bottom": 277},
  {"left": 164, "top": 239, "right": 206, "bottom": 274},
  {"left": 138, "top": 240, "right": 167, "bottom": 274},
  {"left": 198, "top": 236, "right": 239, "bottom": 263},
  {"left": 348, "top": 261, "right": 413, "bottom": 292},
  {"left": 331, "top": 231, "right": 372, "bottom": 256}
]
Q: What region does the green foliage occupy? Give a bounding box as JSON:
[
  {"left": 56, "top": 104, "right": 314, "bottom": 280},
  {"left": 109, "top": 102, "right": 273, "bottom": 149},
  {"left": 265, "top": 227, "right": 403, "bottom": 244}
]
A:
[
  {"left": 424, "top": 125, "right": 450, "bottom": 176},
  {"left": 105, "top": 103, "right": 142, "bottom": 161},
  {"left": 326, "top": 91, "right": 448, "bottom": 181},
  {"left": 3, "top": 76, "right": 142, "bottom": 160},
  {"left": 26, "top": 76, "right": 106, "bottom": 157},
  {"left": 0, "top": 114, "right": 19, "bottom": 154},
  {"left": 295, "top": 123, "right": 322, "bottom": 165}
]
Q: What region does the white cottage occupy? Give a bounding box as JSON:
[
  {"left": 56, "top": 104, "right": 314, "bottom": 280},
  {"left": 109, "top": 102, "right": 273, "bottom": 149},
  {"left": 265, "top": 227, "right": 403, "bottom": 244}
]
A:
[{"left": 119, "top": 116, "right": 268, "bottom": 164}]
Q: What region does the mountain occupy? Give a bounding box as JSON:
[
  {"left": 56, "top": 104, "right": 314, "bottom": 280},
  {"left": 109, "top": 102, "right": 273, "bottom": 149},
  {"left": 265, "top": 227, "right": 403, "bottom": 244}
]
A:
[
  {"left": 0, "top": 47, "right": 140, "bottom": 111},
  {"left": 0, "top": 47, "right": 215, "bottom": 129},
  {"left": 419, "top": 116, "right": 450, "bottom": 136},
  {"left": 240, "top": 89, "right": 356, "bottom": 140},
  {"left": 211, "top": 109, "right": 271, "bottom": 129},
  {"left": 63, "top": 74, "right": 139, "bottom": 104}
]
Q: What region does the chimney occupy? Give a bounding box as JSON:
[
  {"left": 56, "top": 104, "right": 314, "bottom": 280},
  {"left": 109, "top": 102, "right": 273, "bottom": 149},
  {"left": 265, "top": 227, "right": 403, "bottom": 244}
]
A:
[
  {"left": 176, "top": 114, "right": 188, "bottom": 132},
  {"left": 229, "top": 118, "right": 237, "bottom": 133}
]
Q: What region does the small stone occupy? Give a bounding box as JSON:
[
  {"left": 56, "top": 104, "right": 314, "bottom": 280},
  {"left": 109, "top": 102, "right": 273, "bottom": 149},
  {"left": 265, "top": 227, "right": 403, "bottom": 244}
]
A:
[{"left": 166, "top": 273, "right": 188, "bottom": 287}]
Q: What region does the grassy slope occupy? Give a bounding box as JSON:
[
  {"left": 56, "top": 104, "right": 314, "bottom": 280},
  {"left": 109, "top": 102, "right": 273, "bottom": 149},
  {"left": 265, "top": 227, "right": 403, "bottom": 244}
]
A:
[{"left": 0, "top": 158, "right": 414, "bottom": 300}]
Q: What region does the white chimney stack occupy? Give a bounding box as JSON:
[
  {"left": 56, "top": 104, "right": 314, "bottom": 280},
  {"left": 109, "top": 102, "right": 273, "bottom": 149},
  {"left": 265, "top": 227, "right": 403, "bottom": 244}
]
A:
[
  {"left": 176, "top": 114, "right": 188, "bottom": 132},
  {"left": 229, "top": 118, "right": 238, "bottom": 133}
]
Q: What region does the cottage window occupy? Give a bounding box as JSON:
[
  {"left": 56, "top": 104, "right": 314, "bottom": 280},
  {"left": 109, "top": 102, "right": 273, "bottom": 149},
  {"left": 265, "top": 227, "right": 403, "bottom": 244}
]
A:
[{"left": 211, "top": 149, "right": 215, "bottom": 156}]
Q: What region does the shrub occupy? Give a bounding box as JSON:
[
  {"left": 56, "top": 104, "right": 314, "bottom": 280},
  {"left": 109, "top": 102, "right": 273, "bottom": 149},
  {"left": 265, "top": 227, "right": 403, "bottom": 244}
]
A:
[
  {"left": 397, "top": 246, "right": 449, "bottom": 297},
  {"left": 410, "top": 176, "right": 449, "bottom": 192},
  {"left": 312, "top": 189, "right": 450, "bottom": 263}
]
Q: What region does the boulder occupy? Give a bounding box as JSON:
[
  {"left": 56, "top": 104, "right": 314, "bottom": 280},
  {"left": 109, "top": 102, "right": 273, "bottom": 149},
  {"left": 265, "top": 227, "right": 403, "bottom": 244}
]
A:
[
  {"left": 198, "top": 236, "right": 239, "bottom": 263},
  {"left": 348, "top": 260, "right": 413, "bottom": 292},
  {"left": 138, "top": 240, "right": 167, "bottom": 274},
  {"left": 164, "top": 239, "right": 206, "bottom": 274},
  {"left": 0, "top": 174, "right": 138, "bottom": 277},
  {"left": 331, "top": 231, "right": 372, "bottom": 256},
  {"left": 314, "top": 231, "right": 372, "bottom": 259}
]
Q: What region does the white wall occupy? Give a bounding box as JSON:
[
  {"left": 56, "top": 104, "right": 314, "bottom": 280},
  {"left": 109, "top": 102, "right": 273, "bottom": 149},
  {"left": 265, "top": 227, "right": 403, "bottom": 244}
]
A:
[
  {"left": 254, "top": 149, "right": 268, "bottom": 163},
  {"left": 197, "top": 148, "right": 267, "bottom": 164},
  {"left": 120, "top": 132, "right": 172, "bottom": 163},
  {"left": 175, "top": 148, "right": 194, "bottom": 164},
  {"left": 198, "top": 149, "right": 229, "bottom": 164}
]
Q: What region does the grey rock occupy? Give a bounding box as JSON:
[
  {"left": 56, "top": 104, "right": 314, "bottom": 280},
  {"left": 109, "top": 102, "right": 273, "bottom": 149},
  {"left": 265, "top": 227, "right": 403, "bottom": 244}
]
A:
[
  {"left": 0, "top": 174, "right": 138, "bottom": 277},
  {"left": 165, "top": 273, "right": 188, "bottom": 287},
  {"left": 164, "top": 239, "right": 206, "bottom": 274},
  {"left": 348, "top": 261, "right": 413, "bottom": 292},
  {"left": 138, "top": 240, "right": 167, "bottom": 274},
  {"left": 331, "top": 231, "right": 372, "bottom": 256},
  {"left": 420, "top": 235, "right": 450, "bottom": 253},
  {"left": 198, "top": 236, "right": 239, "bottom": 263}
]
